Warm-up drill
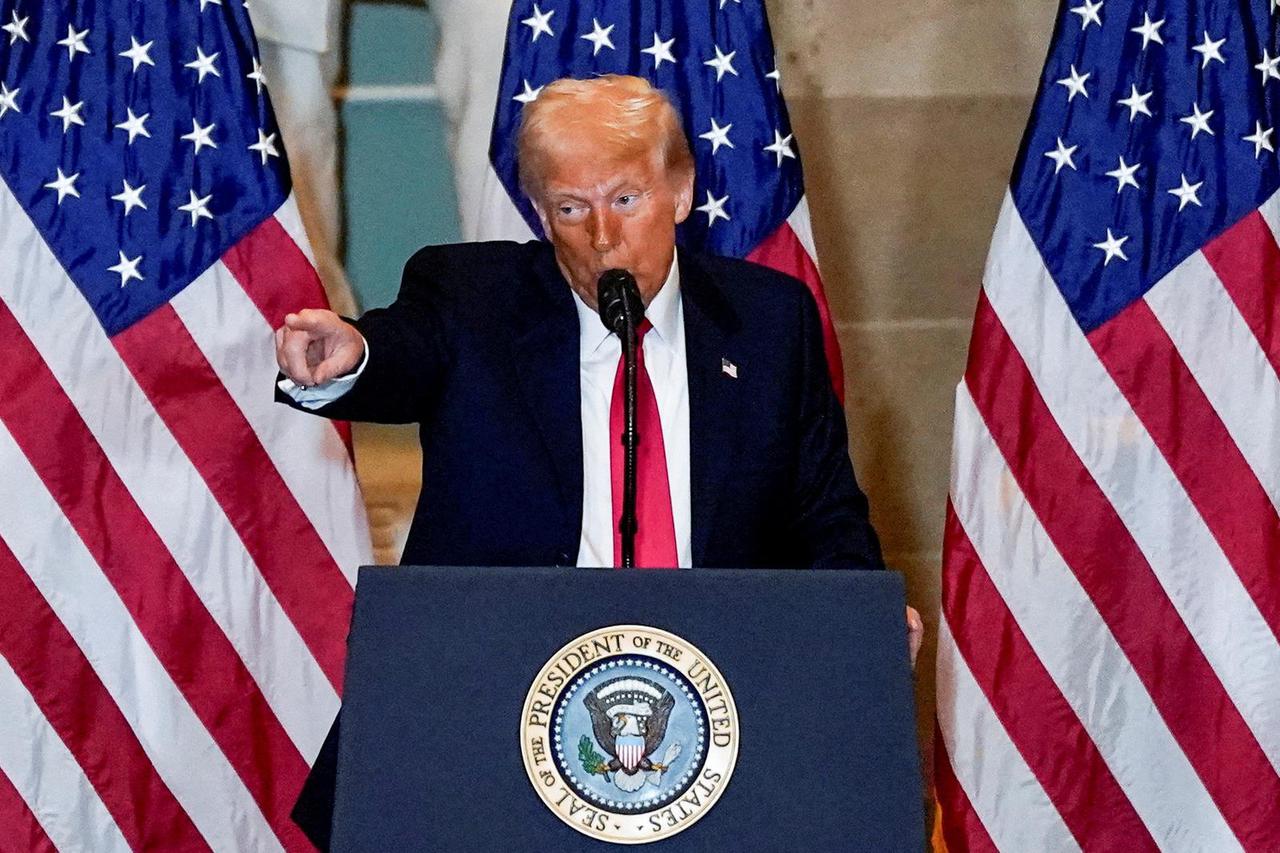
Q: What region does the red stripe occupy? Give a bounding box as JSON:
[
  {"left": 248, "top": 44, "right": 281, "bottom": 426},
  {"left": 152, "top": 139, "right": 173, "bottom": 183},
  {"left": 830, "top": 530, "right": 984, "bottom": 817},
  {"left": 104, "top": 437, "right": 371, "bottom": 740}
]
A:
[
  {"left": 932, "top": 726, "right": 997, "bottom": 853},
  {"left": 0, "top": 768, "right": 57, "bottom": 853},
  {"left": 0, "top": 535, "right": 205, "bottom": 851},
  {"left": 965, "top": 291, "right": 1280, "bottom": 849},
  {"left": 1089, "top": 299, "right": 1280, "bottom": 645},
  {"left": 1202, "top": 210, "right": 1280, "bottom": 378},
  {"left": 222, "top": 215, "right": 330, "bottom": 326},
  {"left": 112, "top": 305, "right": 353, "bottom": 692},
  {"left": 222, "top": 214, "right": 353, "bottom": 450},
  {"left": 0, "top": 303, "right": 314, "bottom": 850},
  {"left": 746, "top": 220, "right": 846, "bottom": 403},
  {"left": 942, "top": 502, "right": 1158, "bottom": 850}
]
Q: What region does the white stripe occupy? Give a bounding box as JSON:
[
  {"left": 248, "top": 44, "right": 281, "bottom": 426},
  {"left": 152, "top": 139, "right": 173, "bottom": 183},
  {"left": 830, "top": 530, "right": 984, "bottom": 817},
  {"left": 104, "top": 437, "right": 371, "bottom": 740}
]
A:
[
  {"left": 273, "top": 194, "right": 317, "bottom": 268},
  {"left": 0, "top": 426, "right": 281, "bottom": 852},
  {"left": 1146, "top": 252, "right": 1280, "bottom": 514},
  {"left": 170, "top": 261, "right": 371, "bottom": 586},
  {"left": 0, "top": 656, "right": 129, "bottom": 853},
  {"left": 983, "top": 192, "right": 1280, "bottom": 773},
  {"left": 935, "top": 620, "right": 1079, "bottom": 853},
  {"left": 785, "top": 196, "right": 821, "bottom": 271},
  {"left": 1257, "top": 186, "right": 1280, "bottom": 246},
  {"left": 950, "top": 385, "right": 1240, "bottom": 849},
  {"left": 0, "top": 183, "right": 338, "bottom": 760}
]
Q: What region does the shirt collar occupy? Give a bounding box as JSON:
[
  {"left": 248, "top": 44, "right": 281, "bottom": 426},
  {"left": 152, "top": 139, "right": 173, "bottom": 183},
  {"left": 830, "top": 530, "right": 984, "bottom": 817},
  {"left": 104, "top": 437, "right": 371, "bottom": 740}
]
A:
[{"left": 573, "top": 253, "right": 681, "bottom": 355}]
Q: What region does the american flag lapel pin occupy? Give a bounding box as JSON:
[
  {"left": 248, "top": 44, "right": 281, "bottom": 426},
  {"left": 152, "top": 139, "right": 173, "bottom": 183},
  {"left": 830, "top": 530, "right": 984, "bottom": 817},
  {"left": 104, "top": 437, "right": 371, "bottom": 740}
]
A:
[{"left": 721, "top": 357, "right": 738, "bottom": 379}]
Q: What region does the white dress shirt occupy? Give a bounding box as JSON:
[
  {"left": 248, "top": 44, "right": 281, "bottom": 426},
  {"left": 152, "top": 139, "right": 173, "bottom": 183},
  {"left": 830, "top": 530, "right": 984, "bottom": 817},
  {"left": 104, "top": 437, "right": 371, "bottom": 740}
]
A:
[
  {"left": 572, "top": 259, "right": 691, "bottom": 568},
  {"left": 279, "top": 257, "right": 693, "bottom": 568}
]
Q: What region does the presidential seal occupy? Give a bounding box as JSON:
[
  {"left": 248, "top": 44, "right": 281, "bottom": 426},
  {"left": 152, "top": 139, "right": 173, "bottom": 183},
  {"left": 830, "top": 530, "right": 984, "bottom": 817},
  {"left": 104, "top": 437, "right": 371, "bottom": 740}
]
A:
[{"left": 520, "top": 625, "right": 739, "bottom": 844}]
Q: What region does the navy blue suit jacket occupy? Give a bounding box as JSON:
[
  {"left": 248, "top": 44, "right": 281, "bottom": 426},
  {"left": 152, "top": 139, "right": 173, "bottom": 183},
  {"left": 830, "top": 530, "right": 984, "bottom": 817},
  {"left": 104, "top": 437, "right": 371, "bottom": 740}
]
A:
[
  {"left": 281, "top": 240, "right": 884, "bottom": 848},
  {"left": 287, "top": 240, "right": 883, "bottom": 572}
]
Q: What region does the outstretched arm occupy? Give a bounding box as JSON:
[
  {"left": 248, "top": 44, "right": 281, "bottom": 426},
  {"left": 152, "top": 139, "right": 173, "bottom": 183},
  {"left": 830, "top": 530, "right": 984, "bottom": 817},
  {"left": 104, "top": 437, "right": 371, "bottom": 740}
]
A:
[{"left": 273, "top": 248, "right": 453, "bottom": 424}]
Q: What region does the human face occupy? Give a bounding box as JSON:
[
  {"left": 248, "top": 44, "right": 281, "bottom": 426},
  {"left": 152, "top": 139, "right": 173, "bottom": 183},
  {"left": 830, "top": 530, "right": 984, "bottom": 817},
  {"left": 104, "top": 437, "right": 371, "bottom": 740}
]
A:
[{"left": 533, "top": 131, "right": 693, "bottom": 310}]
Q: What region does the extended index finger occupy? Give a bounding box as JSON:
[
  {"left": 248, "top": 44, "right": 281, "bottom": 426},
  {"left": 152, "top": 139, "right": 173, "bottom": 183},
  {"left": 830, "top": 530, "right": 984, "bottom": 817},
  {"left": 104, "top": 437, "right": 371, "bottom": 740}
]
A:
[{"left": 284, "top": 309, "right": 337, "bottom": 334}]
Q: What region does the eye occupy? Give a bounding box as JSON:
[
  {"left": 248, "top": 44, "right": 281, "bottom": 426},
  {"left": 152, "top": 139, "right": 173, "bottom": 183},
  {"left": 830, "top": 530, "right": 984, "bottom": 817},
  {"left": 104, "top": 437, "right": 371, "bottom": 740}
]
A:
[
  {"left": 616, "top": 194, "right": 637, "bottom": 207},
  {"left": 555, "top": 202, "right": 586, "bottom": 221}
]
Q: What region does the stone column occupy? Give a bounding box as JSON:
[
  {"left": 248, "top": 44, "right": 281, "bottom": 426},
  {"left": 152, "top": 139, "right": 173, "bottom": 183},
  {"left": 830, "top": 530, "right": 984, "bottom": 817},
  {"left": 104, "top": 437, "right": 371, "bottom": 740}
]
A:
[{"left": 765, "top": 0, "right": 1057, "bottom": 806}]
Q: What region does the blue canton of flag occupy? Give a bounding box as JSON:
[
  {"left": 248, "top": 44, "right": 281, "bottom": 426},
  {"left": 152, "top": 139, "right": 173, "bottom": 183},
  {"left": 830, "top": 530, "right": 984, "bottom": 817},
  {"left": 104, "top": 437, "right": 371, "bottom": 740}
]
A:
[
  {"left": 491, "top": 0, "right": 802, "bottom": 261},
  {"left": 1014, "top": 0, "right": 1280, "bottom": 330},
  {"left": 0, "top": 0, "right": 288, "bottom": 336}
]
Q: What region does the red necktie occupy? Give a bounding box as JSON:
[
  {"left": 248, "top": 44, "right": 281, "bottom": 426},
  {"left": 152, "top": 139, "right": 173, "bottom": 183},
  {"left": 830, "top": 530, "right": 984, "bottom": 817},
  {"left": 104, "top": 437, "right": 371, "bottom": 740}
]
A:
[{"left": 610, "top": 320, "right": 678, "bottom": 568}]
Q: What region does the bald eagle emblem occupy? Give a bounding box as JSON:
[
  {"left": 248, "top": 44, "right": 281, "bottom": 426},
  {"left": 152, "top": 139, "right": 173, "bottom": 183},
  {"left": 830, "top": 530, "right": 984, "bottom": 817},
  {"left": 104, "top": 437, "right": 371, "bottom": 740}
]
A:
[{"left": 578, "top": 676, "right": 684, "bottom": 793}]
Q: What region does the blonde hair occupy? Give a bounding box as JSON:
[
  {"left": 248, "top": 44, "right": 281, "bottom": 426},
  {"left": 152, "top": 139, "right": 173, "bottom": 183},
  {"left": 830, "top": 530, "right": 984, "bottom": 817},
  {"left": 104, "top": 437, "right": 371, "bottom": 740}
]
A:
[{"left": 517, "top": 75, "right": 694, "bottom": 200}]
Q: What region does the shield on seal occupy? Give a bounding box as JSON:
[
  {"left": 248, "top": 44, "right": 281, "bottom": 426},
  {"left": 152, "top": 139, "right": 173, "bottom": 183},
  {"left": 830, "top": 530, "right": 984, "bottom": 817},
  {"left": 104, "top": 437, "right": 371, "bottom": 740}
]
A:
[{"left": 616, "top": 735, "right": 645, "bottom": 772}]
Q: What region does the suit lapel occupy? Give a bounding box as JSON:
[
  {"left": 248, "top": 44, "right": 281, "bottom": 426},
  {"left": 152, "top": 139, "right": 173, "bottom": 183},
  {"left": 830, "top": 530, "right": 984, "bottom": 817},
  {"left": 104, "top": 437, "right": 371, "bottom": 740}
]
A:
[
  {"left": 680, "top": 250, "right": 743, "bottom": 566},
  {"left": 509, "top": 245, "right": 583, "bottom": 528}
]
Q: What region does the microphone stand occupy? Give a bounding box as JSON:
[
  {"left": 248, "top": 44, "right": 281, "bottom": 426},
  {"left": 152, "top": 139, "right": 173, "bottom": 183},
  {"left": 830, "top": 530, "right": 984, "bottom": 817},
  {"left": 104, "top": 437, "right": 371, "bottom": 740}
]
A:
[
  {"left": 619, "top": 297, "right": 640, "bottom": 568},
  {"left": 596, "top": 268, "right": 644, "bottom": 568}
]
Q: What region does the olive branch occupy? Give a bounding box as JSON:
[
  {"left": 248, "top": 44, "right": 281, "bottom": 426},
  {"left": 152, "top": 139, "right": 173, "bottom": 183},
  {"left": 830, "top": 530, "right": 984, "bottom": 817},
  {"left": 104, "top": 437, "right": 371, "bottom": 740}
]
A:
[{"left": 578, "top": 735, "right": 608, "bottom": 775}]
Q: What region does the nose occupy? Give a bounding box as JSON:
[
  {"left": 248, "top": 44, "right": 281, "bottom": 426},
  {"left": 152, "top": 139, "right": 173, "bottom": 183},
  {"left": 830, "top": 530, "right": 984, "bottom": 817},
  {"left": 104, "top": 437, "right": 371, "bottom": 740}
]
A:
[{"left": 589, "top": 207, "right": 618, "bottom": 253}]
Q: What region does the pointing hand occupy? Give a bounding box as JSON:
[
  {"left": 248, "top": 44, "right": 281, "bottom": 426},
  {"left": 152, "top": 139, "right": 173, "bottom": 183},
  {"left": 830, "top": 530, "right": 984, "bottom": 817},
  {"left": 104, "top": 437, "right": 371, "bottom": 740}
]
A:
[{"left": 274, "top": 309, "right": 364, "bottom": 387}]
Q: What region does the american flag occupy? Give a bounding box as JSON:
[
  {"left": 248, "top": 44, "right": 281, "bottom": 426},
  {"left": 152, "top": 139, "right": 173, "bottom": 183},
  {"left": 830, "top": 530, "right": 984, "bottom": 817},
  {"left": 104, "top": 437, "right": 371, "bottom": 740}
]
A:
[
  {"left": 489, "top": 0, "right": 846, "bottom": 399},
  {"left": 0, "top": 1, "right": 370, "bottom": 849},
  {"left": 937, "top": 1, "right": 1280, "bottom": 850}
]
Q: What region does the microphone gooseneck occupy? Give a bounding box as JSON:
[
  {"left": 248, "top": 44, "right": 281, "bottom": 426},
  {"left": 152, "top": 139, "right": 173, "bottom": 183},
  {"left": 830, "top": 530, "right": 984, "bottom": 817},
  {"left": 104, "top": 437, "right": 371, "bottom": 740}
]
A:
[{"left": 595, "top": 269, "right": 643, "bottom": 568}]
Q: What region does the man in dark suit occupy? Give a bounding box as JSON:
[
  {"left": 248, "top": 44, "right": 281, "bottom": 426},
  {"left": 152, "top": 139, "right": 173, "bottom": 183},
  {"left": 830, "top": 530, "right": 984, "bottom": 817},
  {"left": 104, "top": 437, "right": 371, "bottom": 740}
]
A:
[
  {"left": 282, "top": 237, "right": 881, "bottom": 569},
  {"left": 275, "top": 74, "right": 919, "bottom": 848}
]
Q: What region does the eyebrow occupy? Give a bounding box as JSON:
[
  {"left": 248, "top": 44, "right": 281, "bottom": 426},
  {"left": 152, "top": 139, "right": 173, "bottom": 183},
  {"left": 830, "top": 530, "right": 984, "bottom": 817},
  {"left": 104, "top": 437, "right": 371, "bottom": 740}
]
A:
[
  {"left": 550, "top": 190, "right": 592, "bottom": 201},
  {"left": 545, "top": 178, "right": 648, "bottom": 202}
]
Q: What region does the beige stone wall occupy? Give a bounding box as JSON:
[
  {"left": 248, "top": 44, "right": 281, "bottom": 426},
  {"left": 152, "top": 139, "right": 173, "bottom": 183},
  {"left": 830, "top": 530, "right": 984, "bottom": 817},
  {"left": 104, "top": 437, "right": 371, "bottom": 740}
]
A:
[
  {"left": 351, "top": 422, "right": 420, "bottom": 566},
  {"left": 766, "top": 0, "right": 1058, "bottom": 800},
  {"left": 347, "top": 0, "right": 1060, "bottom": 813}
]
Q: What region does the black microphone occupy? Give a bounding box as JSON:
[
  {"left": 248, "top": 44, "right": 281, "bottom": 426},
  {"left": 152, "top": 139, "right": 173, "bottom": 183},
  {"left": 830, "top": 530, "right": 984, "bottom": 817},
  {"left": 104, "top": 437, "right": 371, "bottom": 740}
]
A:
[
  {"left": 596, "top": 269, "right": 644, "bottom": 336},
  {"left": 596, "top": 269, "right": 644, "bottom": 567}
]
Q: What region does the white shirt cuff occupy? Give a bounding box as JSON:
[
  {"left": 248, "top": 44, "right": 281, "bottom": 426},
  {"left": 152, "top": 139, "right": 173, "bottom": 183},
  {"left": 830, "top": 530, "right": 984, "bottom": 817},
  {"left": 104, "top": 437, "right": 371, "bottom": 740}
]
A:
[{"left": 277, "top": 335, "right": 369, "bottom": 410}]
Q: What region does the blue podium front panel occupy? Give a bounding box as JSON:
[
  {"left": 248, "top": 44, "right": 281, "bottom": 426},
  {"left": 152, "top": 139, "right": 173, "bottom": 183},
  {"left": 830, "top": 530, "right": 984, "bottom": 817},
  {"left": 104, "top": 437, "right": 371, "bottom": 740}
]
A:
[{"left": 332, "top": 566, "right": 924, "bottom": 851}]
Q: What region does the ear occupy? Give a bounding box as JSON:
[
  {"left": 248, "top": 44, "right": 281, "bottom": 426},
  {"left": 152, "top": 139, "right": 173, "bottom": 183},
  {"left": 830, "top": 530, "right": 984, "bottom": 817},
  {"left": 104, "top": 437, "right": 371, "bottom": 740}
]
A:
[{"left": 672, "top": 169, "right": 695, "bottom": 225}]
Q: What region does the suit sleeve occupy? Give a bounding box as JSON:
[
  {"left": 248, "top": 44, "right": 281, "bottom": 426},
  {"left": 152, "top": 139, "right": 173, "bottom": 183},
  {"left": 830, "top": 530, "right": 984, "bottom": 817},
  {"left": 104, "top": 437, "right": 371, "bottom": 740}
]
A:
[
  {"left": 275, "top": 248, "right": 452, "bottom": 424},
  {"left": 789, "top": 289, "right": 885, "bottom": 571}
]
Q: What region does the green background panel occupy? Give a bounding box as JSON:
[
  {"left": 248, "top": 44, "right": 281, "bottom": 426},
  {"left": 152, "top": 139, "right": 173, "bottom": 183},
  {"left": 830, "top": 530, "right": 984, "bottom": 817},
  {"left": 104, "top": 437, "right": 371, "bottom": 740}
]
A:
[
  {"left": 342, "top": 99, "right": 461, "bottom": 310},
  {"left": 347, "top": 2, "right": 436, "bottom": 86},
  {"left": 342, "top": 2, "right": 457, "bottom": 311}
]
